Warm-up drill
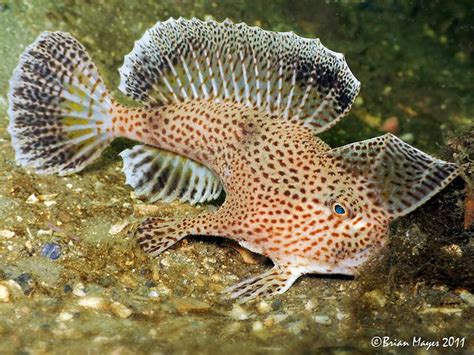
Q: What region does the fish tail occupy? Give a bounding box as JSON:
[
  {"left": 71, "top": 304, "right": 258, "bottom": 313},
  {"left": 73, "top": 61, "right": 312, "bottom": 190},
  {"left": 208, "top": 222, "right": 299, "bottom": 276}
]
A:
[{"left": 8, "top": 32, "right": 117, "bottom": 175}]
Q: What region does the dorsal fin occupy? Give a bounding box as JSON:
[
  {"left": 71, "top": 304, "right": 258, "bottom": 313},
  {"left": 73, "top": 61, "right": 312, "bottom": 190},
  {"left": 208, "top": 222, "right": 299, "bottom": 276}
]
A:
[
  {"left": 326, "top": 133, "right": 459, "bottom": 217},
  {"left": 118, "top": 18, "right": 360, "bottom": 134},
  {"left": 120, "top": 144, "right": 223, "bottom": 205}
]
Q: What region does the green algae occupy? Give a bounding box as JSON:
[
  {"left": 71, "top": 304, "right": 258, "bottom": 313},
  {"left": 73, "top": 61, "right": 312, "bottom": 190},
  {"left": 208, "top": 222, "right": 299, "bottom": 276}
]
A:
[{"left": 0, "top": 0, "right": 473, "bottom": 354}]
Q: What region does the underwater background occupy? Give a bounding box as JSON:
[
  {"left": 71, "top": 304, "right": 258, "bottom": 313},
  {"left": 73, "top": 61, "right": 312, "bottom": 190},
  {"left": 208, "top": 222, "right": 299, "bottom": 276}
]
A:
[{"left": 0, "top": 0, "right": 472, "bottom": 354}]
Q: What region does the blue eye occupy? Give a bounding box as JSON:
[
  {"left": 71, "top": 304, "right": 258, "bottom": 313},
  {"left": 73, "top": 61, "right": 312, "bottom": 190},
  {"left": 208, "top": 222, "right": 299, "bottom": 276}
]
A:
[{"left": 334, "top": 204, "right": 346, "bottom": 215}]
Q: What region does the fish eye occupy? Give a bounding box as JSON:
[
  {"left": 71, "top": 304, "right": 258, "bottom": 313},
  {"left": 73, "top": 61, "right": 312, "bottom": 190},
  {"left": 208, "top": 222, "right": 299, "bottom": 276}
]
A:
[{"left": 331, "top": 202, "right": 350, "bottom": 217}]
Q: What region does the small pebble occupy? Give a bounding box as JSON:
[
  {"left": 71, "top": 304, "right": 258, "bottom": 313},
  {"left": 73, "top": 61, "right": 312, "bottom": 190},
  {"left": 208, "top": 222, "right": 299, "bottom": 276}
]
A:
[
  {"left": 134, "top": 204, "right": 160, "bottom": 215},
  {"left": 37, "top": 229, "right": 53, "bottom": 237},
  {"left": 13, "top": 273, "right": 35, "bottom": 295},
  {"left": 109, "top": 221, "right": 130, "bottom": 235},
  {"left": 44, "top": 200, "right": 57, "bottom": 207},
  {"left": 256, "top": 300, "right": 271, "bottom": 314},
  {"left": 0, "top": 284, "right": 10, "bottom": 302},
  {"left": 0, "top": 230, "right": 15, "bottom": 238},
  {"left": 304, "top": 300, "right": 316, "bottom": 311},
  {"left": 287, "top": 320, "right": 307, "bottom": 334},
  {"left": 252, "top": 321, "right": 264, "bottom": 332},
  {"left": 41, "top": 243, "right": 61, "bottom": 260},
  {"left": 72, "top": 282, "right": 86, "bottom": 297},
  {"left": 364, "top": 289, "right": 387, "bottom": 307},
  {"left": 271, "top": 299, "right": 282, "bottom": 310},
  {"left": 26, "top": 194, "right": 39, "bottom": 204},
  {"left": 457, "top": 289, "right": 474, "bottom": 307},
  {"left": 111, "top": 302, "right": 133, "bottom": 319},
  {"left": 77, "top": 296, "right": 106, "bottom": 309},
  {"left": 314, "top": 315, "right": 331, "bottom": 325},
  {"left": 57, "top": 311, "right": 74, "bottom": 322},
  {"left": 170, "top": 297, "right": 211, "bottom": 314},
  {"left": 441, "top": 244, "right": 463, "bottom": 257},
  {"left": 229, "top": 304, "right": 250, "bottom": 320}
]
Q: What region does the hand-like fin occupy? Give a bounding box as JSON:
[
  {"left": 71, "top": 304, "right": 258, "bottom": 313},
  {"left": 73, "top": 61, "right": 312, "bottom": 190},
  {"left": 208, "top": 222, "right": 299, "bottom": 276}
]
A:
[
  {"left": 136, "top": 218, "right": 189, "bottom": 256},
  {"left": 222, "top": 266, "right": 300, "bottom": 303},
  {"left": 326, "top": 133, "right": 459, "bottom": 217}
]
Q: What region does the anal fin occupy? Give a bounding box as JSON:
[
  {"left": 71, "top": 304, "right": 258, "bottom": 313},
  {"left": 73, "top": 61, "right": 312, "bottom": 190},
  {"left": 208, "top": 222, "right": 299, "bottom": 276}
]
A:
[{"left": 120, "top": 144, "right": 223, "bottom": 205}]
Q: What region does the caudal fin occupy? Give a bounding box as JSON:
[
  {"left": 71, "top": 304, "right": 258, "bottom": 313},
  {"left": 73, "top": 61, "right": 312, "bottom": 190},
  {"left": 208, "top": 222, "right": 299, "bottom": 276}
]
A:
[{"left": 8, "top": 32, "right": 116, "bottom": 175}]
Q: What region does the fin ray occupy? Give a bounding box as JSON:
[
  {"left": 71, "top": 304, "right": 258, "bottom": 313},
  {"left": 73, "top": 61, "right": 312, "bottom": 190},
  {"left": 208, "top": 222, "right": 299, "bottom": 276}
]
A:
[
  {"left": 8, "top": 32, "right": 115, "bottom": 175},
  {"left": 326, "top": 133, "right": 459, "bottom": 217},
  {"left": 120, "top": 144, "right": 223, "bottom": 205},
  {"left": 118, "top": 18, "right": 360, "bottom": 133}
]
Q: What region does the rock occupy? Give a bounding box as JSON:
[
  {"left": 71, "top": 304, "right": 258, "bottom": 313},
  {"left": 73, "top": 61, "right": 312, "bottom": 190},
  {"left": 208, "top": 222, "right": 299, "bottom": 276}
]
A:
[
  {"left": 457, "top": 289, "right": 474, "bottom": 307},
  {"left": 364, "top": 289, "right": 387, "bottom": 308},
  {"left": 37, "top": 229, "right": 53, "bottom": 237},
  {"left": 271, "top": 299, "right": 282, "bottom": 310},
  {"left": 38, "top": 194, "right": 58, "bottom": 201},
  {"left": 264, "top": 313, "right": 289, "bottom": 327},
  {"left": 13, "top": 273, "right": 35, "bottom": 295},
  {"left": 44, "top": 200, "right": 57, "bottom": 207},
  {"left": 111, "top": 302, "right": 133, "bottom": 319},
  {"left": 256, "top": 300, "right": 271, "bottom": 314},
  {"left": 133, "top": 204, "right": 161, "bottom": 215},
  {"left": 41, "top": 243, "right": 61, "bottom": 260},
  {"left": 420, "top": 307, "right": 462, "bottom": 315},
  {"left": 287, "top": 320, "right": 307, "bottom": 334},
  {"left": 77, "top": 296, "right": 107, "bottom": 309},
  {"left": 109, "top": 221, "right": 130, "bottom": 235},
  {"left": 304, "top": 300, "right": 316, "bottom": 311},
  {"left": 72, "top": 282, "right": 86, "bottom": 297},
  {"left": 221, "top": 322, "right": 242, "bottom": 337},
  {"left": 229, "top": 304, "right": 250, "bottom": 320},
  {"left": 0, "top": 284, "right": 10, "bottom": 302},
  {"left": 252, "top": 321, "right": 264, "bottom": 332},
  {"left": 169, "top": 297, "right": 211, "bottom": 314},
  {"left": 0, "top": 229, "right": 15, "bottom": 238},
  {"left": 56, "top": 311, "right": 74, "bottom": 322},
  {"left": 314, "top": 315, "right": 331, "bottom": 325},
  {"left": 26, "top": 194, "right": 39, "bottom": 204},
  {"left": 441, "top": 244, "right": 463, "bottom": 257}
]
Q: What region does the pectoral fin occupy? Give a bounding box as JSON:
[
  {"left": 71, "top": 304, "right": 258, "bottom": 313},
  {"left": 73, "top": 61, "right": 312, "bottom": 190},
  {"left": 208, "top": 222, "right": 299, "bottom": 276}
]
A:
[
  {"left": 222, "top": 266, "right": 300, "bottom": 303},
  {"left": 327, "top": 133, "right": 459, "bottom": 217}
]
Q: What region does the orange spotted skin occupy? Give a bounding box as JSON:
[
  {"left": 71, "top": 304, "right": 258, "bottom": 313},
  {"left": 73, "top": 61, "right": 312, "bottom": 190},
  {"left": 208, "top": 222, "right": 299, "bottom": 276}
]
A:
[{"left": 113, "top": 99, "right": 390, "bottom": 275}]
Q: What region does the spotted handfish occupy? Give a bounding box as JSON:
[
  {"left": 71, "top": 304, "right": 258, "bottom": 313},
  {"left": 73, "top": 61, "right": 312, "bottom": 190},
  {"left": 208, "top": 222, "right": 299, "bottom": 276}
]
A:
[{"left": 8, "top": 18, "right": 459, "bottom": 301}]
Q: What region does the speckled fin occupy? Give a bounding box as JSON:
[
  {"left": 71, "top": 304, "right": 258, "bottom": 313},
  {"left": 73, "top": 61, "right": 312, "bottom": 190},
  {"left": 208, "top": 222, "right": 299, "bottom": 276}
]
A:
[
  {"left": 119, "top": 18, "right": 360, "bottom": 133},
  {"left": 120, "top": 144, "right": 223, "bottom": 204},
  {"left": 136, "top": 217, "right": 189, "bottom": 256},
  {"left": 327, "top": 133, "right": 459, "bottom": 217},
  {"left": 8, "top": 32, "right": 115, "bottom": 175},
  {"left": 222, "top": 266, "right": 300, "bottom": 302}
]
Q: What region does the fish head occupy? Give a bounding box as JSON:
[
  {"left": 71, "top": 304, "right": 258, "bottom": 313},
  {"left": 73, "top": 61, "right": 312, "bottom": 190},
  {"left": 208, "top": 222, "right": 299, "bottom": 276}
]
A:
[{"left": 305, "top": 134, "right": 459, "bottom": 275}]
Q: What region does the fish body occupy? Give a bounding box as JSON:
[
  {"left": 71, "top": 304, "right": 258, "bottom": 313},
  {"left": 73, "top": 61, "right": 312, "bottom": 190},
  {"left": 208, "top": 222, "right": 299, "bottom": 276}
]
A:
[{"left": 8, "top": 19, "right": 459, "bottom": 301}]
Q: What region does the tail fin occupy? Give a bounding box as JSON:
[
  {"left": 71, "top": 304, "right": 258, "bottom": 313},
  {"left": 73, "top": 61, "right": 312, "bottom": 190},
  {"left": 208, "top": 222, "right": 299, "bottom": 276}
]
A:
[{"left": 8, "top": 32, "right": 116, "bottom": 175}]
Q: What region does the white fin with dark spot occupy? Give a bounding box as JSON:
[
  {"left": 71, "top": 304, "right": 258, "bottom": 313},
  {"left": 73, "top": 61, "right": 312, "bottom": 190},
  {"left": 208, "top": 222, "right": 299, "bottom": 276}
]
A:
[
  {"left": 119, "top": 18, "right": 360, "bottom": 133},
  {"left": 327, "top": 133, "right": 459, "bottom": 217},
  {"left": 120, "top": 144, "right": 223, "bottom": 204},
  {"left": 8, "top": 32, "right": 116, "bottom": 175}
]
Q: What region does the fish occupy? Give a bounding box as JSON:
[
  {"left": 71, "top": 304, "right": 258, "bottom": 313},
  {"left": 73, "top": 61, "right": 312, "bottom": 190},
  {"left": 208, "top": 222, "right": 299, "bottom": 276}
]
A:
[{"left": 8, "top": 18, "right": 459, "bottom": 301}]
